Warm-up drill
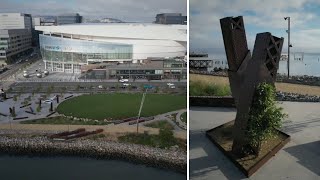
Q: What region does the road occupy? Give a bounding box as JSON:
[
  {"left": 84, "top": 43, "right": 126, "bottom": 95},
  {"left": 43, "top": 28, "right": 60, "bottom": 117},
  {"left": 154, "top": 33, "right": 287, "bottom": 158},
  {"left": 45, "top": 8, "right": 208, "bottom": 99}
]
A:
[{"left": 0, "top": 51, "right": 41, "bottom": 89}]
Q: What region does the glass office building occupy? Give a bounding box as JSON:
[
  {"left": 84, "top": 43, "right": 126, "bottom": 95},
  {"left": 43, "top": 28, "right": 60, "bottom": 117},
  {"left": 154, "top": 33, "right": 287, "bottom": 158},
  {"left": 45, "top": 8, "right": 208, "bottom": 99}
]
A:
[{"left": 56, "top": 13, "right": 82, "bottom": 25}]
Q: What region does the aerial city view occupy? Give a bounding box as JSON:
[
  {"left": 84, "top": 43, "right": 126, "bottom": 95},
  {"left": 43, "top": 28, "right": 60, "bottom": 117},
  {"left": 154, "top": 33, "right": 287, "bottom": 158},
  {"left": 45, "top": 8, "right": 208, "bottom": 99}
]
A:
[
  {"left": 0, "top": 0, "right": 187, "bottom": 179},
  {"left": 189, "top": 0, "right": 320, "bottom": 179},
  {"left": 1, "top": 0, "right": 320, "bottom": 179}
]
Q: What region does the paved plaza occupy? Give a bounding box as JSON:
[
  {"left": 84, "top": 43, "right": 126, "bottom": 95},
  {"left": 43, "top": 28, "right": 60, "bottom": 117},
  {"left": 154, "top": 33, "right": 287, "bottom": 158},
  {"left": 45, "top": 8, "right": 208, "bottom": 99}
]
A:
[{"left": 190, "top": 102, "right": 320, "bottom": 179}]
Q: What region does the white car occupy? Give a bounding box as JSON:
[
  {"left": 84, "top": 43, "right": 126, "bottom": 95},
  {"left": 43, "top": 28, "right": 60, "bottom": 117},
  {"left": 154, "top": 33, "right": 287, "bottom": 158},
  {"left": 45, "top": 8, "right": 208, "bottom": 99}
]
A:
[
  {"left": 98, "top": 85, "right": 103, "bottom": 89},
  {"left": 43, "top": 100, "right": 53, "bottom": 104},
  {"left": 119, "top": 79, "right": 129, "bottom": 83},
  {"left": 167, "top": 83, "right": 175, "bottom": 86},
  {"left": 43, "top": 96, "right": 56, "bottom": 104},
  {"left": 123, "top": 83, "right": 131, "bottom": 86}
]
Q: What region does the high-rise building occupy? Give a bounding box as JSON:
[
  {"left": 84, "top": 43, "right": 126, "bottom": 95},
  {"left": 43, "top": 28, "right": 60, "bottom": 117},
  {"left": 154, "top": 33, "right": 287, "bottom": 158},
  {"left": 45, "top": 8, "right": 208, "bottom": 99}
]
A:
[
  {"left": 0, "top": 13, "right": 33, "bottom": 64},
  {"left": 155, "top": 13, "right": 187, "bottom": 25},
  {"left": 56, "top": 13, "right": 82, "bottom": 25},
  {"left": 0, "top": 13, "right": 32, "bottom": 29},
  {"left": 0, "top": 29, "right": 32, "bottom": 64},
  {"left": 32, "top": 17, "right": 41, "bottom": 27}
]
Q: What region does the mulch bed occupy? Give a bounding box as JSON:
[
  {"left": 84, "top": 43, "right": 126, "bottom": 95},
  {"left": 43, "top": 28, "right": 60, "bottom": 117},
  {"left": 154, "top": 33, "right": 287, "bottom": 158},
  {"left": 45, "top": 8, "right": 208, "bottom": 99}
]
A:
[{"left": 206, "top": 120, "right": 290, "bottom": 177}]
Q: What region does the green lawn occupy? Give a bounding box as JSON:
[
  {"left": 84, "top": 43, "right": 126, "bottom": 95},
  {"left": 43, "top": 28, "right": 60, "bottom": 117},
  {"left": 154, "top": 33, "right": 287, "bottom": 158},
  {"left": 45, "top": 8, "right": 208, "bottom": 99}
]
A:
[
  {"left": 181, "top": 112, "right": 187, "bottom": 123},
  {"left": 20, "top": 116, "right": 111, "bottom": 125},
  {"left": 57, "top": 93, "right": 186, "bottom": 120},
  {"left": 145, "top": 120, "right": 174, "bottom": 130}
]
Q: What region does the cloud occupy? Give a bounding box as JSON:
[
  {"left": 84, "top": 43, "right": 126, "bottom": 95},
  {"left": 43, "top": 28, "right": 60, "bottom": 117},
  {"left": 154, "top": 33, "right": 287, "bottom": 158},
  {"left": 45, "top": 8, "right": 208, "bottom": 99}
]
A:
[
  {"left": 0, "top": 0, "right": 186, "bottom": 22},
  {"left": 190, "top": 0, "right": 320, "bottom": 53}
]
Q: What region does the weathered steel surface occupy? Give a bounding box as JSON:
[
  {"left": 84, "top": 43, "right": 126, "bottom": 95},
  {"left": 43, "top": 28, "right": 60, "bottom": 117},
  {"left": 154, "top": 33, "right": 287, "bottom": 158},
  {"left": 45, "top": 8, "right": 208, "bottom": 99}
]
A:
[{"left": 220, "top": 16, "right": 284, "bottom": 155}]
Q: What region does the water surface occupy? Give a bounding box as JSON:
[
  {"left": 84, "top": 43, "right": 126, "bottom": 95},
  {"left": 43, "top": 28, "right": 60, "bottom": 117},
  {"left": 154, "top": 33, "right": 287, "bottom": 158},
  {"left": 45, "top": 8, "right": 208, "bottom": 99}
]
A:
[{"left": 0, "top": 155, "right": 185, "bottom": 180}]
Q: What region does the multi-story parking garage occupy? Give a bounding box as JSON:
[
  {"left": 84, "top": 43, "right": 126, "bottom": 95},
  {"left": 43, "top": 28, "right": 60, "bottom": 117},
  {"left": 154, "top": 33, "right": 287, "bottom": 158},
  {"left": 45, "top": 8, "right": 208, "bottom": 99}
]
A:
[{"left": 35, "top": 23, "right": 187, "bottom": 74}]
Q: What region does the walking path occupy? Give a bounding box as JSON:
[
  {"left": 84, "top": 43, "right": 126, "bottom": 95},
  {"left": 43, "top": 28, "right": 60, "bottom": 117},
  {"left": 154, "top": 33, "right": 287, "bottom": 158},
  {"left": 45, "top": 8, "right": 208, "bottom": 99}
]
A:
[{"left": 175, "top": 110, "right": 187, "bottom": 130}]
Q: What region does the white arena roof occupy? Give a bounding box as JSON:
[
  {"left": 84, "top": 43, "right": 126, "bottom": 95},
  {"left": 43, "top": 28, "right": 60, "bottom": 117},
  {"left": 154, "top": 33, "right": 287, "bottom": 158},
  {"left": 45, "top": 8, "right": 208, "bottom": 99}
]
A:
[{"left": 35, "top": 23, "right": 187, "bottom": 42}]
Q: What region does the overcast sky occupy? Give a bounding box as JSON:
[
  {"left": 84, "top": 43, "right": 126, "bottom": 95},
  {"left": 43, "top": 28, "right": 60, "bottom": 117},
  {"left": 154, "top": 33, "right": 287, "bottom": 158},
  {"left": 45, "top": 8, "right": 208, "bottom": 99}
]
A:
[
  {"left": 190, "top": 0, "right": 320, "bottom": 54},
  {"left": 0, "top": 0, "right": 187, "bottom": 22}
]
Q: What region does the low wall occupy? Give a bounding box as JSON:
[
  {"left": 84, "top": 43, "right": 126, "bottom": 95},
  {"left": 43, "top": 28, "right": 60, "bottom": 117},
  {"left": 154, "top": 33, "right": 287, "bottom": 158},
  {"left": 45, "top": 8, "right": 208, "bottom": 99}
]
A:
[
  {"left": 190, "top": 93, "right": 320, "bottom": 107},
  {"left": 190, "top": 96, "right": 235, "bottom": 107}
]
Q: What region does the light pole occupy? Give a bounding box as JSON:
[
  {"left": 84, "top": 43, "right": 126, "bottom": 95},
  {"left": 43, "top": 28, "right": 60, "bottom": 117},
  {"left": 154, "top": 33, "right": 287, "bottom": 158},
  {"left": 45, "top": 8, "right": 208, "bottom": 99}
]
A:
[
  {"left": 284, "top": 17, "right": 292, "bottom": 78},
  {"left": 136, "top": 88, "right": 147, "bottom": 134}
]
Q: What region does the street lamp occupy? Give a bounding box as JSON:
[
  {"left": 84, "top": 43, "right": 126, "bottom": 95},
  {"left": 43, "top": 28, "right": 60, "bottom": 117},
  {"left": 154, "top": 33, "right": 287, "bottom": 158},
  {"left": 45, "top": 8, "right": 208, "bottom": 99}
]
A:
[
  {"left": 136, "top": 88, "right": 147, "bottom": 134},
  {"left": 284, "top": 17, "right": 292, "bottom": 78}
]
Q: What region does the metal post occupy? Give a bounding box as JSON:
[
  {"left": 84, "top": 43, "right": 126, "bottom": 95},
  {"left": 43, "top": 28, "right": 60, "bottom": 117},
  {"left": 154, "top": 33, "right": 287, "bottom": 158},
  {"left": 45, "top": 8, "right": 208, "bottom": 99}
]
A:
[
  {"left": 288, "top": 17, "right": 290, "bottom": 79},
  {"left": 285, "top": 17, "right": 291, "bottom": 78},
  {"left": 136, "top": 88, "right": 147, "bottom": 133}
]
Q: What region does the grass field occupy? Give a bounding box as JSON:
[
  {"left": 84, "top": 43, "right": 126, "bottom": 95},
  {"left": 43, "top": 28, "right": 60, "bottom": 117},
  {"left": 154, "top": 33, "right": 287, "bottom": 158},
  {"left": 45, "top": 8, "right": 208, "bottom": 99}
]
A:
[
  {"left": 20, "top": 116, "right": 111, "bottom": 125},
  {"left": 190, "top": 74, "right": 320, "bottom": 96},
  {"left": 181, "top": 112, "right": 187, "bottom": 123},
  {"left": 57, "top": 93, "right": 186, "bottom": 120},
  {"left": 145, "top": 120, "right": 174, "bottom": 130}
]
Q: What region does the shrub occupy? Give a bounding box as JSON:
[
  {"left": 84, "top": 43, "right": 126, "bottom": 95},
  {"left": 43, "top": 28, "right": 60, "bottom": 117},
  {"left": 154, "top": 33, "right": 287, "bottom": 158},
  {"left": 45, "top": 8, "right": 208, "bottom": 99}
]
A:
[
  {"left": 159, "top": 128, "right": 175, "bottom": 148},
  {"left": 36, "top": 105, "right": 41, "bottom": 112},
  {"left": 189, "top": 81, "right": 231, "bottom": 96},
  {"left": 98, "top": 134, "right": 106, "bottom": 138},
  {"left": 154, "top": 86, "right": 159, "bottom": 93},
  {"left": 246, "top": 83, "right": 288, "bottom": 153}
]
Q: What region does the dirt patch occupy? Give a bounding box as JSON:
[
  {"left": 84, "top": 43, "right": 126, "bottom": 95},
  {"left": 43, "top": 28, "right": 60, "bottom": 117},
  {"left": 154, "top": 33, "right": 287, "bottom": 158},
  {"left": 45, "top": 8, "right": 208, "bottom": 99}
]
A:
[{"left": 0, "top": 124, "right": 187, "bottom": 140}]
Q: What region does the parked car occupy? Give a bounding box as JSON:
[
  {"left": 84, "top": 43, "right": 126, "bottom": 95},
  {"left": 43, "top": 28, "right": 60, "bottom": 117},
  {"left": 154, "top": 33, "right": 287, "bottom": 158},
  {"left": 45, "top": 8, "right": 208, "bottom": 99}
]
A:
[
  {"left": 119, "top": 79, "right": 129, "bottom": 83},
  {"left": 144, "top": 84, "right": 154, "bottom": 89}
]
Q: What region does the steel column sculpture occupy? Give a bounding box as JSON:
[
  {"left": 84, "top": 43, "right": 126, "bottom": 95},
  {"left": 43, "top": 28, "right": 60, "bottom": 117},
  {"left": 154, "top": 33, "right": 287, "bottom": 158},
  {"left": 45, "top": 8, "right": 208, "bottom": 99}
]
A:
[{"left": 220, "top": 16, "right": 284, "bottom": 156}]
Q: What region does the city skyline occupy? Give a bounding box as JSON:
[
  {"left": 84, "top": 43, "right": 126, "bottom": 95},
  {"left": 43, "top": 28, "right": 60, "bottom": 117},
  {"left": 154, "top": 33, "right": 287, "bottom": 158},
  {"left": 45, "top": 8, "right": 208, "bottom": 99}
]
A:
[
  {"left": 0, "top": 0, "right": 187, "bottom": 22},
  {"left": 190, "top": 0, "right": 320, "bottom": 54}
]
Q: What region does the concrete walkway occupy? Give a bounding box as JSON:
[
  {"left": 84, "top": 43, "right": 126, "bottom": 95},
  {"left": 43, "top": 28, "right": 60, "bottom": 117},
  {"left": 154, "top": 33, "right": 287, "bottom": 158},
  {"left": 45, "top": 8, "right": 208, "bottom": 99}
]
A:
[
  {"left": 190, "top": 102, "right": 320, "bottom": 179},
  {"left": 175, "top": 110, "right": 187, "bottom": 130}
]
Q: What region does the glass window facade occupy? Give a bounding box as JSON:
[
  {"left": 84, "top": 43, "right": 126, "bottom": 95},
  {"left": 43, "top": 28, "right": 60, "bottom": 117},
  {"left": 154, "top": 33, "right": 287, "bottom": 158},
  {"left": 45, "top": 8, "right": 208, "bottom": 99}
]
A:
[
  {"left": 39, "top": 34, "right": 133, "bottom": 63},
  {"left": 163, "top": 60, "right": 184, "bottom": 68}
]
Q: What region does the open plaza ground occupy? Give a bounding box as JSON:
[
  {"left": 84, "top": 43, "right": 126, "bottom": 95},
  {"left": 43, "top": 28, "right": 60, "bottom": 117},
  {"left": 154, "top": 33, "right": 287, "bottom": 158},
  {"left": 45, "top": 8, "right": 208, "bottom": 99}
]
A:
[{"left": 190, "top": 102, "right": 320, "bottom": 179}]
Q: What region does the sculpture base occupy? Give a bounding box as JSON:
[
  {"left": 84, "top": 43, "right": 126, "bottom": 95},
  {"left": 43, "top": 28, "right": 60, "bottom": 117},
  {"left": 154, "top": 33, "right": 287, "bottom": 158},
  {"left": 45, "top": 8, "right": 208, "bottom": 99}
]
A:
[{"left": 206, "top": 120, "right": 290, "bottom": 177}]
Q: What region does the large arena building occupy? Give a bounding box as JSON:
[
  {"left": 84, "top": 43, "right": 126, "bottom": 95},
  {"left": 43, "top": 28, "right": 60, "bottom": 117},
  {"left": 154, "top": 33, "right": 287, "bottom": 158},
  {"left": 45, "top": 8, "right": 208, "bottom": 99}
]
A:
[{"left": 35, "top": 23, "right": 187, "bottom": 73}]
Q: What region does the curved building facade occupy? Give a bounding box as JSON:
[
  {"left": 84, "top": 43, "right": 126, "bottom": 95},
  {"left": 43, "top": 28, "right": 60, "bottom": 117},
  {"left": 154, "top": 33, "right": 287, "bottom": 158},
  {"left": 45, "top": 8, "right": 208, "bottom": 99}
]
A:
[{"left": 35, "top": 24, "right": 186, "bottom": 73}]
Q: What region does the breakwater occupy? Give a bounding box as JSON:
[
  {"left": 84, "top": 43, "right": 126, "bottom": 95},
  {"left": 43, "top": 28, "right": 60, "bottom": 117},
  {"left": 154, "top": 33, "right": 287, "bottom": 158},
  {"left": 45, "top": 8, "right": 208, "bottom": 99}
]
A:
[{"left": 0, "top": 134, "right": 186, "bottom": 173}]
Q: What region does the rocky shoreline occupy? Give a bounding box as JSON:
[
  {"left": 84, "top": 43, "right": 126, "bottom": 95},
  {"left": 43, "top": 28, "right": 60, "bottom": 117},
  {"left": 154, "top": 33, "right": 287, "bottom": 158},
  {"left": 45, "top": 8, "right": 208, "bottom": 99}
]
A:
[
  {"left": 0, "top": 130, "right": 187, "bottom": 174},
  {"left": 276, "top": 91, "right": 320, "bottom": 102}
]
